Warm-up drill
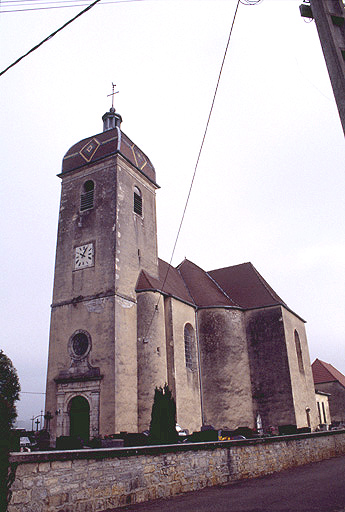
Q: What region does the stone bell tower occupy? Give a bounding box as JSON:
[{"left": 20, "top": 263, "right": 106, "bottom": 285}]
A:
[{"left": 44, "top": 106, "right": 159, "bottom": 444}]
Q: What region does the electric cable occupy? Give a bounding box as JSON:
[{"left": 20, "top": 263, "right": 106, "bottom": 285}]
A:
[
  {"left": 1, "top": 0, "right": 95, "bottom": 4},
  {"left": 0, "top": 0, "right": 101, "bottom": 76},
  {"left": 20, "top": 391, "right": 46, "bottom": 395},
  {"left": 142, "top": 0, "right": 243, "bottom": 342},
  {"left": 1, "top": 0, "right": 86, "bottom": 5},
  {"left": 239, "top": 0, "right": 262, "bottom": 5},
  {"left": 1, "top": 0, "right": 145, "bottom": 13}
]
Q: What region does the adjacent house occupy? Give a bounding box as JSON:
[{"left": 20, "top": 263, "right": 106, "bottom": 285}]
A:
[{"left": 312, "top": 359, "right": 345, "bottom": 425}]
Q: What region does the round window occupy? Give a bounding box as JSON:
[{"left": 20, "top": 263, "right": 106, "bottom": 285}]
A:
[{"left": 68, "top": 330, "right": 91, "bottom": 360}]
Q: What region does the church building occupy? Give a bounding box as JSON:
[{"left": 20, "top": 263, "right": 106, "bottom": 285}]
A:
[{"left": 44, "top": 107, "right": 318, "bottom": 444}]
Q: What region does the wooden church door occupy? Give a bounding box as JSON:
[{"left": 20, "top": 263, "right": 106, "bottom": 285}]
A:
[{"left": 69, "top": 396, "right": 90, "bottom": 441}]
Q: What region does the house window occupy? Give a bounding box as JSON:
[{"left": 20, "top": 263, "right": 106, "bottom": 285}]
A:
[
  {"left": 80, "top": 180, "right": 94, "bottom": 211},
  {"left": 317, "top": 402, "right": 322, "bottom": 424},
  {"left": 184, "top": 323, "right": 196, "bottom": 371},
  {"left": 322, "top": 402, "right": 327, "bottom": 423},
  {"left": 133, "top": 186, "right": 142, "bottom": 216},
  {"left": 294, "top": 330, "right": 304, "bottom": 374}
]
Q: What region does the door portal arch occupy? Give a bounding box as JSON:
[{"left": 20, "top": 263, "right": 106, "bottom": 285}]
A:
[{"left": 69, "top": 396, "right": 90, "bottom": 441}]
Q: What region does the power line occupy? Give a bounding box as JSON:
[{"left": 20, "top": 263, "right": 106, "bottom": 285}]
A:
[
  {"left": 142, "top": 0, "right": 242, "bottom": 342},
  {"left": 2, "top": 5, "right": 89, "bottom": 13},
  {"left": 1, "top": 0, "right": 91, "bottom": 4},
  {"left": 20, "top": 391, "right": 46, "bottom": 395},
  {"left": 239, "top": 0, "right": 262, "bottom": 4},
  {"left": 1, "top": 4, "right": 96, "bottom": 12},
  {"left": 1, "top": 0, "right": 147, "bottom": 13},
  {"left": 0, "top": 0, "right": 101, "bottom": 76},
  {"left": 1, "top": 0, "right": 84, "bottom": 5}
]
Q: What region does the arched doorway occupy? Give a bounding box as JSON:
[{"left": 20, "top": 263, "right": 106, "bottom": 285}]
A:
[{"left": 69, "top": 396, "right": 90, "bottom": 441}]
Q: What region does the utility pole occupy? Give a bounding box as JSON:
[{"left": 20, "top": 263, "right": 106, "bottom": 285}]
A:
[{"left": 300, "top": 0, "right": 345, "bottom": 136}]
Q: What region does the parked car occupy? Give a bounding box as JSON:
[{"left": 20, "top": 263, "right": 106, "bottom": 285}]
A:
[
  {"left": 176, "top": 424, "right": 189, "bottom": 437},
  {"left": 20, "top": 437, "right": 31, "bottom": 452}
]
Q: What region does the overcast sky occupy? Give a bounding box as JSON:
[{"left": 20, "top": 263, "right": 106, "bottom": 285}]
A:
[{"left": 1, "top": 0, "right": 344, "bottom": 429}]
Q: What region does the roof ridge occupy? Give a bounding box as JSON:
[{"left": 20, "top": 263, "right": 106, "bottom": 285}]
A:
[
  {"left": 209, "top": 261, "right": 251, "bottom": 273},
  {"left": 158, "top": 258, "right": 195, "bottom": 305},
  {"left": 176, "top": 257, "right": 202, "bottom": 272},
  {"left": 205, "top": 271, "right": 241, "bottom": 308},
  {"left": 136, "top": 269, "right": 154, "bottom": 289},
  {"left": 177, "top": 258, "right": 239, "bottom": 308},
  {"left": 250, "top": 263, "right": 286, "bottom": 306},
  {"left": 176, "top": 266, "right": 196, "bottom": 306}
]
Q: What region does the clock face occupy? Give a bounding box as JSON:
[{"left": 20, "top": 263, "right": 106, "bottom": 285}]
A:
[{"left": 74, "top": 243, "right": 94, "bottom": 269}]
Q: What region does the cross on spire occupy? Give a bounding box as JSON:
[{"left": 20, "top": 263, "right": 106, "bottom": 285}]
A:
[{"left": 107, "top": 82, "right": 119, "bottom": 109}]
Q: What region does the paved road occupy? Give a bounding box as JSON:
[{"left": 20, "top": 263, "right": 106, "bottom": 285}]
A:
[{"left": 107, "top": 455, "right": 345, "bottom": 512}]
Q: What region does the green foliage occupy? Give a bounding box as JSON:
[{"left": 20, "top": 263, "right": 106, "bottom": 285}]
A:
[
  {"left": 149, "top": 383, "right": 178, "bottom": 445},
  {"left": 0, "top": 350, "right": 20, "bottom": 511},
  {"left": 0, "top": 350, "right": 20, "bottom": 429}
]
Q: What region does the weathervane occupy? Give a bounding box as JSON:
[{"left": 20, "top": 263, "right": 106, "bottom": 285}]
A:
[{"left": 107, "top": 82, "right": 119, "bottom": 109}]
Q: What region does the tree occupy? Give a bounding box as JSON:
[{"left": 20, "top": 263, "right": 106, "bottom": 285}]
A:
[
  {"left": 0, "top": 350, "right": 20, "bottom": 511},
  {"left": 149, "top": 383, "right": 178, "bottom": 445}
]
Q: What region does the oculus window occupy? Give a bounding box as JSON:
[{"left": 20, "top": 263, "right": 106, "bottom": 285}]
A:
[{"left": 68, "top": 330, "right": 91, "bottom": 360}]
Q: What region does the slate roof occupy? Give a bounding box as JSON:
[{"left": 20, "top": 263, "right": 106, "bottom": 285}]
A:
[
  {"left": 136, "top": 258, "right": 290, "bottom": 312},
  {"left": 312, "top": 359, "right": 345, "bottom": 388},
  {"left": 61, "top": 128, "right": 157, "bottom": 185}
]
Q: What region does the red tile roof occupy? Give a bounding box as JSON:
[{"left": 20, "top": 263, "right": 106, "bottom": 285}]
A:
[{"left": 312, "top": 359, "right": 345, "bottom": 388}]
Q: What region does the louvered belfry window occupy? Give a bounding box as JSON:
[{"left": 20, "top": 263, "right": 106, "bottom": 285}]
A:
[
  {"left": 80, "top": 180, "right": 94, "bottom": 211},
  {"left": 133, "top": 186, "right": 142, "bottom": 216}
]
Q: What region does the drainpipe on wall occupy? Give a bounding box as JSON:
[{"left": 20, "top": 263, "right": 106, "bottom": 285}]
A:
[{"left": 195, "top": 308, "right": 205, "bottom": 426}]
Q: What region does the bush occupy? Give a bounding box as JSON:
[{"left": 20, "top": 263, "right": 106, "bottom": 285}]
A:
[
  {"left": 278, "top": 424, "right": 298, "bottom": 436},
  {"left": 0, "top": 350, "right": 20, "bottom": 511},
  {"left": 149, "top": 384, "right": 178, "bottom": 445},
  {"left": 55, "top": 436, "right": 84, "bottom": 450},
  {"left": 188, "top": 430, "right": 218, "bottom": 443}
]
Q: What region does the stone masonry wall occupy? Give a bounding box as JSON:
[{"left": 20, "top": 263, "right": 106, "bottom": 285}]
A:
[{"left": 9, "top": 430, "right": 345, "bottom": 512}]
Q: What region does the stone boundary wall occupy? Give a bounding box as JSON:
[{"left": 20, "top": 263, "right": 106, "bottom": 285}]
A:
[{"left": 9, "top": 430, "right": 345, "bottom": 512}]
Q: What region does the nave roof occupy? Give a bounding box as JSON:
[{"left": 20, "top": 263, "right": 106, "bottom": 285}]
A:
[{"left": 136, "top": 257, "right": 290, "bottom": 312}]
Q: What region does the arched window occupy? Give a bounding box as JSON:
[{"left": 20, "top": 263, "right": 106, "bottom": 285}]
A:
[
  {"left": 133, "top": 186, "right": 142, "bottom": 216},
  {"left": 80, "top": 180, "right": 94, "bottom": 211},
  {"left": 184, "top": 323, "right": 196, "bottom": 371},
  {"left": 294, "top": 330, "right": 304, "bottom": 374}
]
